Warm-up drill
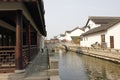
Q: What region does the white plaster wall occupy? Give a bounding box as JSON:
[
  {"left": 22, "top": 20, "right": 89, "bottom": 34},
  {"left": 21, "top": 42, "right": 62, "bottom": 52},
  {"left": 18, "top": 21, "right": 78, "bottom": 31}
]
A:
[
  {"left": 40, "top": 35, "right": 45, "bottom": 49},
  {"left": 84, "top": 27, "right": 89, "bottom": 32},
  {"left": 70, "top": 29, "right": 84, "bottom": 36},
  {"left": 58, "top": 37, "right": 65, "bottom": 40},
  {"left": 65, "top": 33, "right": 72, "bottom": 41},
  {"left": 81, "top": 31, "right": 106, "bottom": 47},
  {"left": 106, "top": 22, "right": 120, "bottom": 49},
  {"left": 85, "top": 20, "right": 101, "bottom": 32}
]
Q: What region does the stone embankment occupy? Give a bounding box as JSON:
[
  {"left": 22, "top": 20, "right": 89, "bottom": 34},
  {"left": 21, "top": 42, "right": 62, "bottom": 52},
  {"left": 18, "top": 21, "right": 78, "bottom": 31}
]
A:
[{"left": 70, "top": 46, "right": 120, "bottom": 63}]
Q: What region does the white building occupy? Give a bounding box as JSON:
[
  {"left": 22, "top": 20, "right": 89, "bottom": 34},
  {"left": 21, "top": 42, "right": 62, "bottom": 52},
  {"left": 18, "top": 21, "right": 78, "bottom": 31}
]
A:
[
  {"left": 69, "top": 27, "right": 84, "bottom": 37},
  {"left": 57, "top": 27, "right": 84, "bottom": 42},
  {"left": 81, "top": 16, "right": 120, "bottom": 49},
  {"left": 57, "top": 34, "right": 66, "bottom": 41}
]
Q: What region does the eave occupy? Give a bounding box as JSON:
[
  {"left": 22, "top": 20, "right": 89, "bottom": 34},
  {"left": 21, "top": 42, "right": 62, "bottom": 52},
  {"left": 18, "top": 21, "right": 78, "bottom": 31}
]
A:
[{"left": 0, "top": 0, "right": 46, "bottom": 36}]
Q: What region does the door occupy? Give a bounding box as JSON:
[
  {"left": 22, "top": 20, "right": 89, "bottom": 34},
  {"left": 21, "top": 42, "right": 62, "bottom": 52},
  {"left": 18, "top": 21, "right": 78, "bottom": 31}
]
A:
[
  {"left": 101, "top": 35, "right": 105, "bottom": 43},
  {"left": 110, "top": 36, "right": 114, "bottom": 48}
]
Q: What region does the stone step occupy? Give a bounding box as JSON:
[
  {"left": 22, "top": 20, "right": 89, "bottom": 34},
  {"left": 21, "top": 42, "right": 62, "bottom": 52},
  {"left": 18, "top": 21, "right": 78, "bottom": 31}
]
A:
[
  {"left": 0, "top": 73, "right": 12, "bottom": 80},
  {"left": 24, "top": 76, "right": 49, "bottom": 80},
  {"left": 49, "top": 58, "right": 58, "bottom": 69},
  {"left": 50, "top": 76, "right": 60, "bottom": 80},
  {"left": 48, "top": 69, "right": 59, "bottom": 76}
]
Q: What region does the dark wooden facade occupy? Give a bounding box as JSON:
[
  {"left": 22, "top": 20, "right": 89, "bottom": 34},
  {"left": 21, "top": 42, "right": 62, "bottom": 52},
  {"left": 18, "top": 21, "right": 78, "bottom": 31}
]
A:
[{"left": 0, "top": 0, "right": 46, "bottom": 73}]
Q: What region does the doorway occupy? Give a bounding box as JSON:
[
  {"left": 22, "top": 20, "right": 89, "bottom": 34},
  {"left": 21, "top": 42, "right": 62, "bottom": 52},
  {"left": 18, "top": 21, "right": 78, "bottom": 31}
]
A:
[{"left": 110, "top": 36, "right": 114, "bottom": 48}]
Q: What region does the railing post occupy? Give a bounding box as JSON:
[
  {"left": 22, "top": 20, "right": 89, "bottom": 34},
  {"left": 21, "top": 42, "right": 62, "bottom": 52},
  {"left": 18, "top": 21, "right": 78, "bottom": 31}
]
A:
[{"left": 15, "top": 10, "right": 24, "bottom": 72}]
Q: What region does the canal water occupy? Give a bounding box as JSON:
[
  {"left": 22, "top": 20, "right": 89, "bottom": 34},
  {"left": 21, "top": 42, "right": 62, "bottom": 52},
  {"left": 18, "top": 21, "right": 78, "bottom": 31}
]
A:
[{"left": 58, "top": 51, "right": 120, "bottom": 80}]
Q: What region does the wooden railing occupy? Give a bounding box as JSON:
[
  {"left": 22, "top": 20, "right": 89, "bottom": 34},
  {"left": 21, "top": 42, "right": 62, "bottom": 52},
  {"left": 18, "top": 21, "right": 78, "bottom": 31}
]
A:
[
  {"left": 22, "top": 45, "right": 38, "bottom": 68},
  {"left": 0, "top": 46, "right": 15, "bottom": 68},
  {"left": 22, "top": 45, "right": 30, "bottom": 68},
  {"left": 0, "top": 45, "right": 38, "bottom": 72},
  {"left": 30, "top": 45, "right": 37, "bottom": 60}
]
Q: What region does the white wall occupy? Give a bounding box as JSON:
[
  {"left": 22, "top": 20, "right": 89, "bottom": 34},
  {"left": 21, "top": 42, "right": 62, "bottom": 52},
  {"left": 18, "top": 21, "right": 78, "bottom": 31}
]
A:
[
  {"left": 81, "top": 22, "right": 120, "bottom": 49},
  {"left": 65, "top": 32, "right": 72, "bottom": 41},
  {"left": 58, "top": 36, "right": 65, "bottom": 40},
  {"left": 40, "top": 35, "right": 45, "bottom": 49},
  {"left": 85, "top": 20, "right": 101, "bottom": 32},
  {"left": 81, "top": 31, "right": 106, "bottom": 47},
  {"left": 70, "top": 29, "right": 84, "bottom": 36},
  {"left": 106, "top": 22, "right": 120, "bottom": 49}
]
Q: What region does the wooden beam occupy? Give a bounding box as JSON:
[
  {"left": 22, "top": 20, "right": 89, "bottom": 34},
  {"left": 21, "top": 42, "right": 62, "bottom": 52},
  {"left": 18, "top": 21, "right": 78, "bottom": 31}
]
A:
[
  {"left": 0, "top": 0, "right": 36, "bottom": 2},
  {"left": 0, "top": 20, "right": 15, "bottom": 31},
  {"left": 0, "top": 2, "right": 40, "bottom": 35}
]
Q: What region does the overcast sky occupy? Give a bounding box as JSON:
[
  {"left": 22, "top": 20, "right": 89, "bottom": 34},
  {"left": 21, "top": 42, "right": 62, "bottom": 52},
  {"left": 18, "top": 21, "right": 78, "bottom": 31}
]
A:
[{"left": 44, "top": 0, "right": 120, "bottom": 39}]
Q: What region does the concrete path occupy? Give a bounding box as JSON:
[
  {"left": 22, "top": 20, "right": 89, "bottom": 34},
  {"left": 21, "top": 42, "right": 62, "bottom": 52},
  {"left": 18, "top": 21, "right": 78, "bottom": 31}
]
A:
[
  {"left": 24, "top": 50, "right": 49, "bottom": 80},
  {"left": 0, "top": 50, "right": 49, "bottom": 80}
]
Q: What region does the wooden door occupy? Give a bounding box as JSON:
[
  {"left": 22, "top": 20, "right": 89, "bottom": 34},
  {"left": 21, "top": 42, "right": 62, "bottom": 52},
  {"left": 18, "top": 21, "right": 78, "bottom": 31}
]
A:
[
  {"left": 101, "top": 35, "right": 105, "bottom": 42},
  {"left": 110, "top": 36, "right": 114, "bottom": 48}
]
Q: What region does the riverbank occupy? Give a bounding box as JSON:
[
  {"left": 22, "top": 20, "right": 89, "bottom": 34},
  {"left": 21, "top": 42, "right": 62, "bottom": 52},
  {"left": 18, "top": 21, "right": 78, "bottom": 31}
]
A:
[{"left": 70, "top": 47, "right": 120, "bottom": 63}]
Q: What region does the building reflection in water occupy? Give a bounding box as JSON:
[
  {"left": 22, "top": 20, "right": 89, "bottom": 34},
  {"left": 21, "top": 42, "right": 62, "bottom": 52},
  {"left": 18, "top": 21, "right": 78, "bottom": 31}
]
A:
[
  {"left": 59, "top": 52, "right": 89, "bottom": 80},
  {"left": 82, "top": 55, "right": 120, "bottom": 80}
]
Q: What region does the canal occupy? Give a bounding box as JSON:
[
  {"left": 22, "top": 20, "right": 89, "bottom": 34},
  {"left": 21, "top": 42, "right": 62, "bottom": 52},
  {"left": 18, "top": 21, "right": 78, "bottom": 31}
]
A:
[{"left": 58, "top": 51, "right": 120, "bottom": 80}]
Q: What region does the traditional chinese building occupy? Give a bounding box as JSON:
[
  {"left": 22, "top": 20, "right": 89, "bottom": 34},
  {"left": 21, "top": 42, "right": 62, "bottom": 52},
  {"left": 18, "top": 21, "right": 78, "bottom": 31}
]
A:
[
  {"left": 0, "top": 0, "right": 46, "bottom": 73},
  {"left": 81, "top": 16, "right": 120, "bottom": 49}
]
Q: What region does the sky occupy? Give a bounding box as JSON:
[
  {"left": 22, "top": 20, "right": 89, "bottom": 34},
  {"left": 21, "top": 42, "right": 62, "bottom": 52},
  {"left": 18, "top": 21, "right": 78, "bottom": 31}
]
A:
[{"left": 44, "top": 0, "right": 120, "bottom": 39}]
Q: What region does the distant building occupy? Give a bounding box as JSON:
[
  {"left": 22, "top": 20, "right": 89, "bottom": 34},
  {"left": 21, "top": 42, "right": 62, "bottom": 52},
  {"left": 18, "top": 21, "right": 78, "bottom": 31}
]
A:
[
  {"left": 81, "top": 16, "right": 120, "bottom": 49},
  {"left": 69, "top": 27, "right": 84, "bottom": 44},
  {"left": 45, "top": 39, "right": 59, "bottom": 44},
  {"left": 57, "top": 34, "right": 66, "bottom": 41},
  {"left": 57, "top": 27, "right": 84, "bottom": 43}
]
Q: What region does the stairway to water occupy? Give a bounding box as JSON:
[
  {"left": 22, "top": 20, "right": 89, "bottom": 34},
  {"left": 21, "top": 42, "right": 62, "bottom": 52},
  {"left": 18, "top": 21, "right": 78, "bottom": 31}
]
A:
[{"left": 24, "top": 50, "right": 49, "bottom": 80}]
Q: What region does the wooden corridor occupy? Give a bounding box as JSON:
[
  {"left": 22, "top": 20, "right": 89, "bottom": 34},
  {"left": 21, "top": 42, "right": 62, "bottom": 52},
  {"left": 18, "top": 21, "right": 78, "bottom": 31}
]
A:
[{"left": 0, "top": 0, "right": 46, "bottom": 73}]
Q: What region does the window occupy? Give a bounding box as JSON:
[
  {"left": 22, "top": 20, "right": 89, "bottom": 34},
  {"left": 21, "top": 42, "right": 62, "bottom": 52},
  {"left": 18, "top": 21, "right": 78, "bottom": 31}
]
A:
[{"left": 101, "top": 35, "right": 105, "bottom": 42}]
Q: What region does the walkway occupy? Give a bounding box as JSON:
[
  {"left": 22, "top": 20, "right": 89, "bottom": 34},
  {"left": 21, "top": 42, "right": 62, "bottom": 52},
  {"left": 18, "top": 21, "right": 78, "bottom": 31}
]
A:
[
  {"left": 0, "top": 50, "right": 49, "bottom": 80},
  {"left": 24, "top": 50, "right": 49, "bottom": 80}
]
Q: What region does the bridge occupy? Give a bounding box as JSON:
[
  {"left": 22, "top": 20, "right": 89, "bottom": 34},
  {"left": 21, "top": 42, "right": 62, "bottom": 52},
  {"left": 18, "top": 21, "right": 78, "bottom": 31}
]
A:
[{"left": 46, "top": 42, "right": 80, "bottom": 52}]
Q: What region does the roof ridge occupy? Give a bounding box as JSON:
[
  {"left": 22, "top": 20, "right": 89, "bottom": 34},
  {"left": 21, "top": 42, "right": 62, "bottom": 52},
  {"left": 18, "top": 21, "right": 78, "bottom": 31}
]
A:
[{"left": 89, "top": 16, "right": 120, "bottom": 19}]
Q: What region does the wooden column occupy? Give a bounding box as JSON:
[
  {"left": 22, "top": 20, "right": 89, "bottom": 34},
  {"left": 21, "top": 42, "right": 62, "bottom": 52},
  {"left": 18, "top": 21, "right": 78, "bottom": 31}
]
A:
[
  {"left": 0, "top": 34, "right": 1, "bottom": 46},
  {"left": 15, "top": 10, "right": 23, "bottom": 70},
  {"left": 27, "top": 22, "right": 31, "bottom": 61},
  {"left": 28, "top": 23, "right": 31, "bottom": 47}
]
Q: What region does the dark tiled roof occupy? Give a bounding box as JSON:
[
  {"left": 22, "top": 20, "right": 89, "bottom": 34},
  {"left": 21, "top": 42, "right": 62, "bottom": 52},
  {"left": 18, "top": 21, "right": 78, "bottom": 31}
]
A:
[
  {"left": 82, "top": 19, "right": 120, "bottom": 36},
  {"left": 85, "top": 16, "right": 120, "bottom": 26},
  {"left": 65, "top": 27, "right": 83, "bottom": 34},
  {"left": 60, "top": 34, "right": 65, "bottom": 37}
]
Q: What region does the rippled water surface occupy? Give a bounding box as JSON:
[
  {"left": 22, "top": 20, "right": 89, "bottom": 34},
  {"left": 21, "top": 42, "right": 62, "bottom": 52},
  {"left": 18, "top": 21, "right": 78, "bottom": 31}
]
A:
[{"left": 58, "top": 51, "right": 120, "bottom": 80}]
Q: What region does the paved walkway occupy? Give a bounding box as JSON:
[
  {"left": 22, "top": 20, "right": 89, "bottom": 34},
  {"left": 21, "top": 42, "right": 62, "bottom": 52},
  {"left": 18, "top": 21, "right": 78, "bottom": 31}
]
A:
[
  {"left": 0, "top": 50, "right": 49, "bottom": 80},
  {"left": 24, "top": 50, "right": 49, "bottom": 80}
]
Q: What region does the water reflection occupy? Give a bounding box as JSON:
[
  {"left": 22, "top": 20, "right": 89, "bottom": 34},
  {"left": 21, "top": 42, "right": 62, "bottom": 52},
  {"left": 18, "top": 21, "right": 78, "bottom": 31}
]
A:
[
  {"left": 59, "top": 52, "right": 89, "bottom": 80},
  {"left": 82, "top": 55, "right": 120, "bottom": 80},
  {"left": 58, "top": 51, "right": 120, "bottom": 80}
]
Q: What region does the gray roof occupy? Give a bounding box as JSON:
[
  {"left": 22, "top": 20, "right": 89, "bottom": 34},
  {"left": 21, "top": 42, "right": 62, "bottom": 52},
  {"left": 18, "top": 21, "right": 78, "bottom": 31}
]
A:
[
  {"left": 82, "top": 17, "right": 120, "bottom": 36},
  {"left": 65, "top": 27, "right": 83, "bottom": 34},
  {"left": 87, "top": 16, "right": 120, "bottom": 25},
  {"left": 60, "top": 34, "right": 65, "bottom": 37}
]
